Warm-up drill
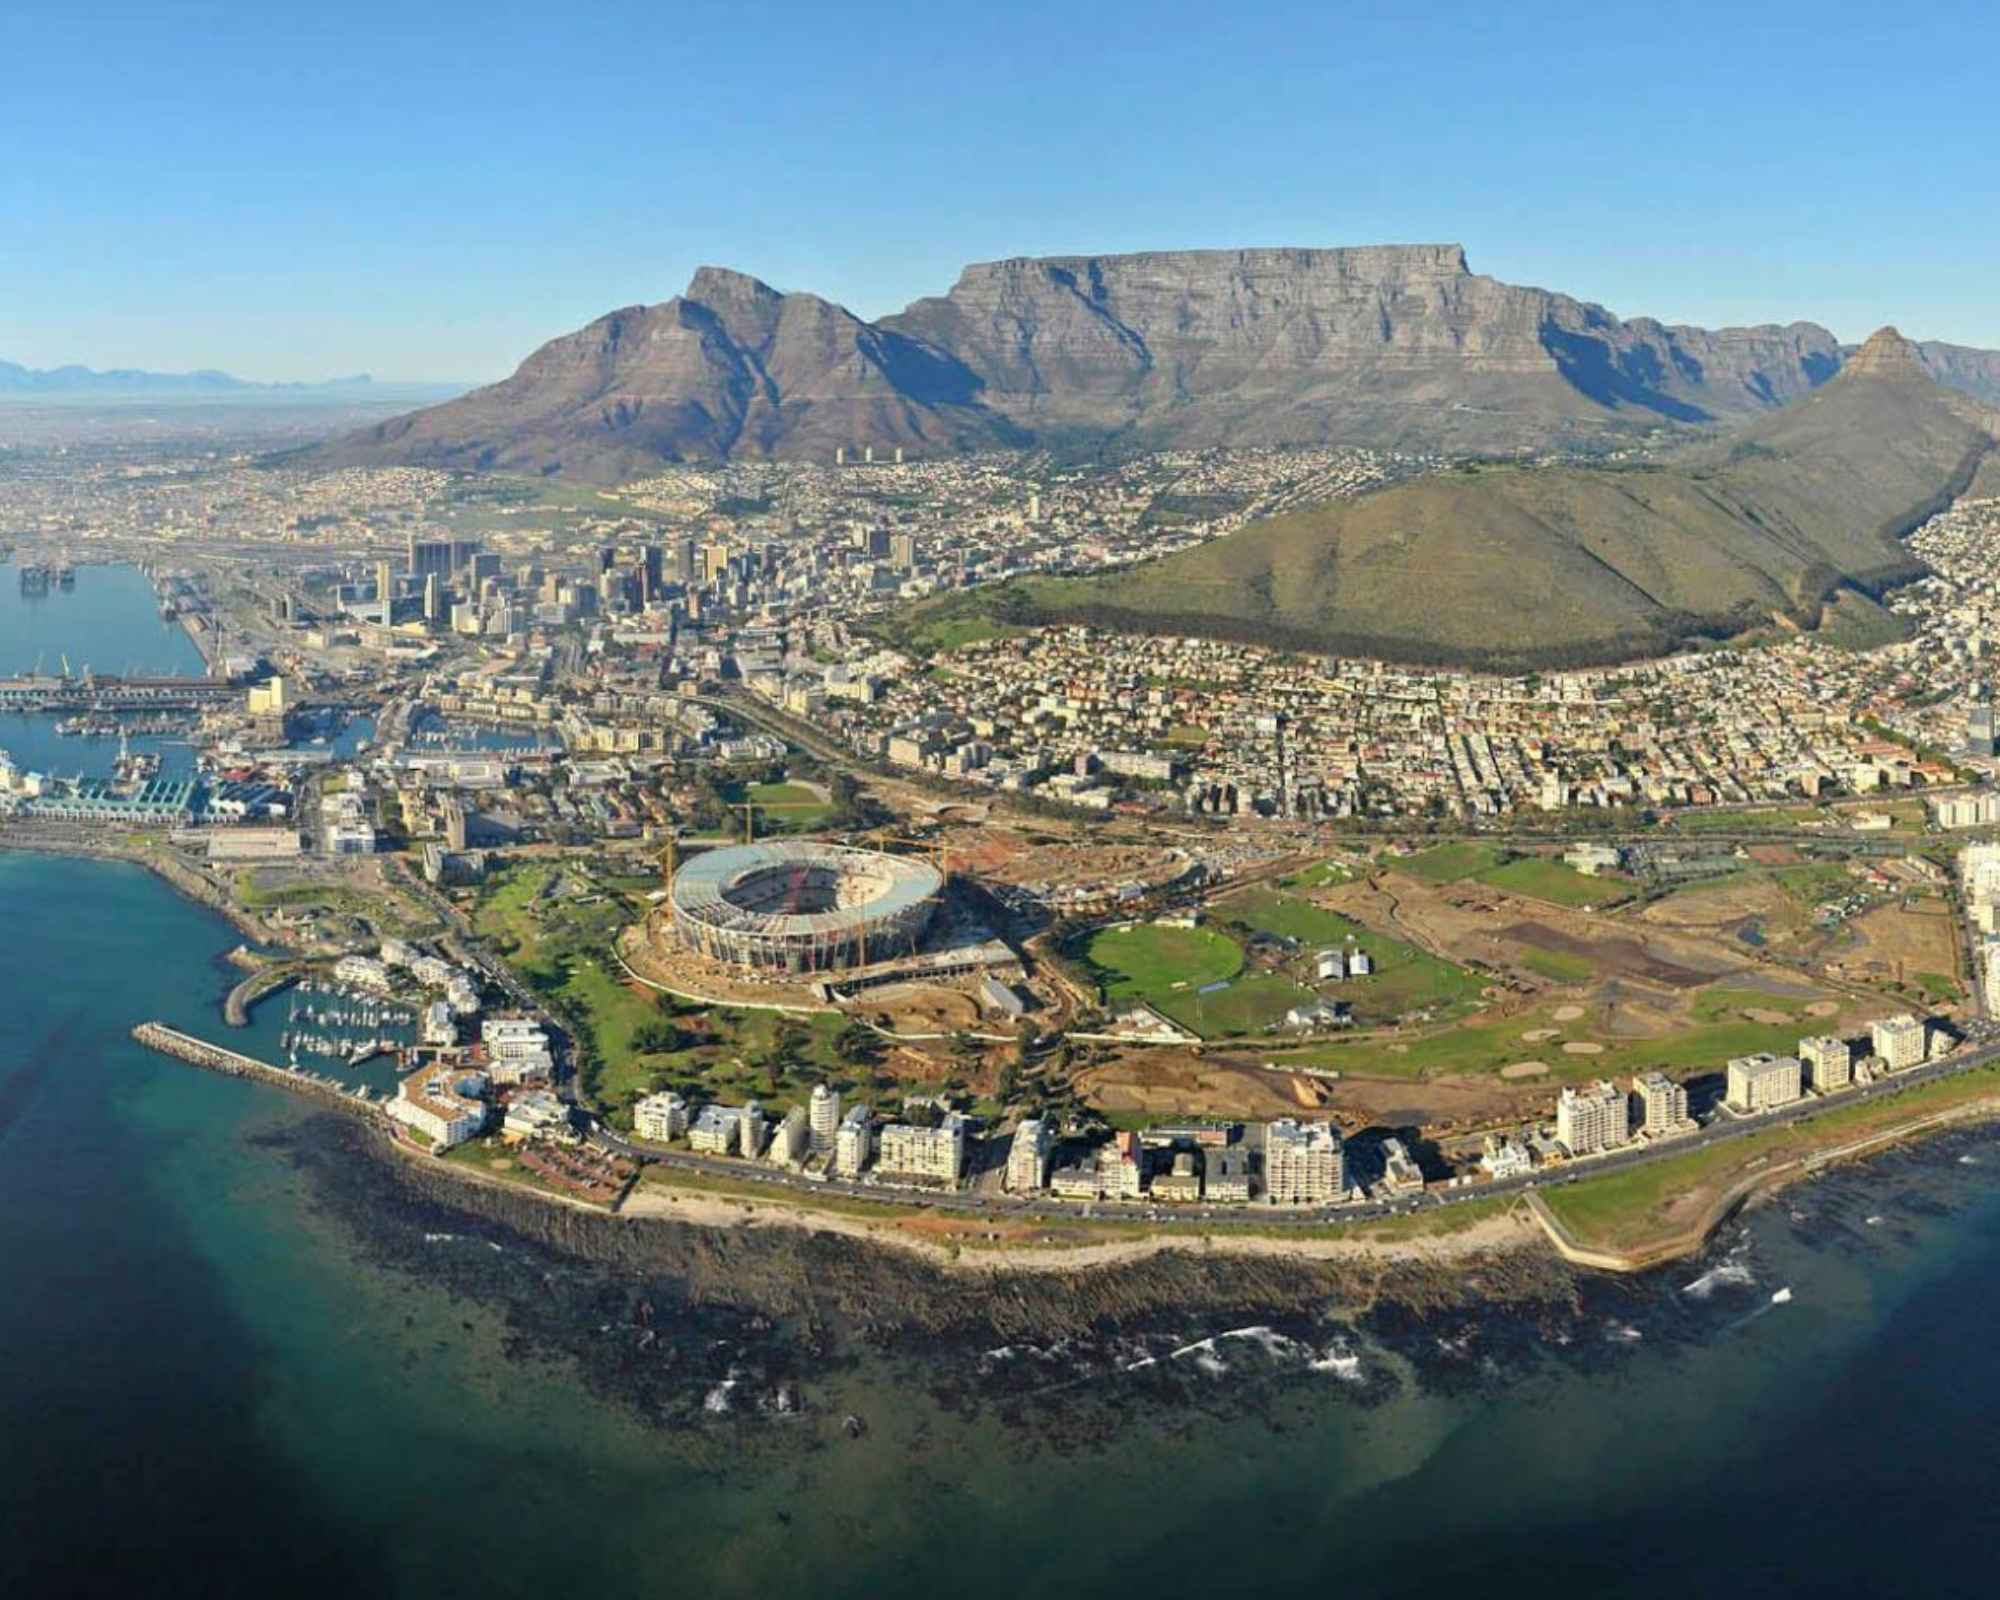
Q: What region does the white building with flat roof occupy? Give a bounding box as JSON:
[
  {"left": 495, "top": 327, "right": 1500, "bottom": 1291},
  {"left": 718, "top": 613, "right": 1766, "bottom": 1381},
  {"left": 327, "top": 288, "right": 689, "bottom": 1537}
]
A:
[
  {"left": 876, "top": 1115, "right": 968, "bottom": 1186},
  {"left": 689, "top": 1103, "right": 747, "bottom": 1156},
  {"left": 387, "top": 1064, "right": 488, "bottom": 1149},
  {"left": 834, "top": 1106, "right": 873, "bottom": 1176},
  {"left": 1800, "top": 1034, "right": 1857, "bottom": 1093},
  {"left": 1482, "top": 1134, "right": 1534, "bottom": 1180},
  {"left": 1006, "top": 1118, "right": 1053, "bottom": 1193},
  {"left": 1263, "top": 1119, "right": 1345, "bottom": 1205},
  {"left": 333, "top": 954, "right": 394, "bottom": 993},
  {"left": 1557, "top": 1081, "right": 1632, "bottom": 1156},
  {"left": 1871, "top": 1015, "right": 1930, "bottom": 1073},
  {"left": 482, "top": 1016, "right": 554, "bottom": 1083},
  {"left": 502, "top": 1089, "right": 571, "bottom": 1143},
  {"left": 768, "top": 1105, "right": 810, "bottom": 1167},
  {"left": 633, "top": 1091, "right": 689, "bottom": 1144},
  {"left": 1632, "top": 1072, "right": 1693, "bottom": 1137},
  {"left": 1727, "top": 1053, "right": 1803, "bottom": 1114}
]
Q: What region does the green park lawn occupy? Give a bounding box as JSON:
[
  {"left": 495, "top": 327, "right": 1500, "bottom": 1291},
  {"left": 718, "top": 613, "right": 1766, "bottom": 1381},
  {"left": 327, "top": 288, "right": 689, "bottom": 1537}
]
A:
[
  {"left": 1220, "top": 888, "right": 1486, "bottom": 1024},
  {"left": 1666, "top": 804, "right": 1830, "bottom": 835},
  {"left": 1393, "top": 841, "right": 1508, "bottom": 883},
  {"left": 1087, "top": 922, "right": 1244, "bottom": 998},
  {"left": 1769, "top": 861, "right": 1864, "bottom": 905},
  {"left": 1689, "top": 988, "right": 1814, "bottom": 1023},
  {"left": 1475, "top": 856, "right": 1630, "bottom": 909},
  {"left": 746, "top": 779, "right": 832, "bottom": 829},
  {"left": 1085, "top": 921, "right": 1311, "bottom": 1037},
  {"left": 472, "top": 863, "right": 671, "bottom": 1106}
]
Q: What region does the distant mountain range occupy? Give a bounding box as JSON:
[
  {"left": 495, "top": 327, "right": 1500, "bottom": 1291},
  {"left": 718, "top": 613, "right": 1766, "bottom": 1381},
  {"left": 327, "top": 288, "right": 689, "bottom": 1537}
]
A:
[
  {"left": 0, "top": 361, "right": 392, "bottom": 397},
  {"left": 892, "top": 328, "right": 2000, "bottom": 671},
  {"left": 316, "top": 246, "right": 2000, "bottom": 481}
]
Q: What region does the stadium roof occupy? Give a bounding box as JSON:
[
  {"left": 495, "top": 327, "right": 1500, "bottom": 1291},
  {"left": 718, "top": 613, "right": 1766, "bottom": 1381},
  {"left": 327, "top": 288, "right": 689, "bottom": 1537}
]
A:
[{"left": 669, "top": 840, "right": 942, "bottom": 940}]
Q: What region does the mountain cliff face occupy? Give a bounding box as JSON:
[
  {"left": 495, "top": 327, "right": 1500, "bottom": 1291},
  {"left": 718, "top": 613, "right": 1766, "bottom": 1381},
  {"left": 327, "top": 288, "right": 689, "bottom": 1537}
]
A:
[
  {"left": 895, "top": 329, "right": 2000, "bottom": 670},
  {"left": 884, "top": 246, "right": 1846, "bottom": 446},
  {"left": 323, "top": 267, "right": 1020, "bottom": 482},
  {"left": 319, "top": 249, "right": 2000, "bottom": 479}
]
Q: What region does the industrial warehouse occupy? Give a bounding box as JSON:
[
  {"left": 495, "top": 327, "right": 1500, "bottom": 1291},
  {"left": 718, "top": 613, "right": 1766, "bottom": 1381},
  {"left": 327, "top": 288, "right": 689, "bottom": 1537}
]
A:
[{"left": 662, "top": 840, "right": 944, "bottom": 977}]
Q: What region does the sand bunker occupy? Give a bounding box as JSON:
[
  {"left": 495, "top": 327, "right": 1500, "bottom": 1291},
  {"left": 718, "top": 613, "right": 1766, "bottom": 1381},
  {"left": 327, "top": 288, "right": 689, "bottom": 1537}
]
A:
[
  {"left": 1806, "top": 1001, "right": 1841, "bottom": 1018},
  {"left": 1522, "top": 1028, "right": 1562, "bottom": 1042},
  {"left": 1745, "top": 1008, "right": 1793, "bottom": 1026},
  {"left": 1500, "top": 1061, "right": 1550, "bottom": 1080},
  {"left": 1552, "top": 1004, "right": 1587, "bottom": 1022},
  {"left": 1561, "top": 1041, "right": 1606, "bottom": 1056}
]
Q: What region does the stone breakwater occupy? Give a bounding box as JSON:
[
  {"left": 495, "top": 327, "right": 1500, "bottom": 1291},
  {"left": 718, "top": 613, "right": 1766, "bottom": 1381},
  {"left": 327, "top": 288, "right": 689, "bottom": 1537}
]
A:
[{"left": 130, "top": 1021, "right": 379, "bottom": 1115}]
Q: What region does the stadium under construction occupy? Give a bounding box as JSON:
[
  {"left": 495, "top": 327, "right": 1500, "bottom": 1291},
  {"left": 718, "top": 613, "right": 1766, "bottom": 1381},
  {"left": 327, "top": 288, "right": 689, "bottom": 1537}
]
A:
[{"left": 664, "top": 840, "right": 945, "bottom": 977}]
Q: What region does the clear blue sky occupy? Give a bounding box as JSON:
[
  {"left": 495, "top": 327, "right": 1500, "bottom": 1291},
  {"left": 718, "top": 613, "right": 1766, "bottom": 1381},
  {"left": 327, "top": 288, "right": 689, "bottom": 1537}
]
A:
[{"left": 3, "top": 0, "right": 1995, "bottom": 382}]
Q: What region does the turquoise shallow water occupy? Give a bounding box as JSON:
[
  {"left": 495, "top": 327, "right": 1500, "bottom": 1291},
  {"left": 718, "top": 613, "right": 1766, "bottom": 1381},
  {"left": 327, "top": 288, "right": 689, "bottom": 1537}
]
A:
[{"left": 6, "top": 568, "right": 2000, "bottom": 1600}]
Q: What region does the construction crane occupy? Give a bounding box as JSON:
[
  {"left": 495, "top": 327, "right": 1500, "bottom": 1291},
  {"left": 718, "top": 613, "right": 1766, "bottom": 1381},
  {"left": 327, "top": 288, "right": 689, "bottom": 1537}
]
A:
[{"left": 862, "top": 830, "right": 950, "bottom": 876}]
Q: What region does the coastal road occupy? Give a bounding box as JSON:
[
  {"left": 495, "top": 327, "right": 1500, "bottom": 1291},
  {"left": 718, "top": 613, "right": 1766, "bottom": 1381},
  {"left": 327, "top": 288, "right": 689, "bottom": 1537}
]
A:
[{"left": 578, "top": 1030, "right": 2000, "bottom": 1232}]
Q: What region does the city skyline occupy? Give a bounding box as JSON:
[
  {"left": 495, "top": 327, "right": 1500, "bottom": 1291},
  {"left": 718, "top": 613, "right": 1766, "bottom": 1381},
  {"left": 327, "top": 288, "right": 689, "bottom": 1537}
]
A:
[{"left": 5, "top": 0, "right": 2000, "bottom": 381}]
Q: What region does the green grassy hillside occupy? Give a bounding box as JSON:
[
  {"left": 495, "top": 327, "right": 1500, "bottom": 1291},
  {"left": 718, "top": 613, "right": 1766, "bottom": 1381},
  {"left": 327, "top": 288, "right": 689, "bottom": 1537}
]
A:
[{"left": 890, "top": 330, "right": 1998, "bottom": 670}]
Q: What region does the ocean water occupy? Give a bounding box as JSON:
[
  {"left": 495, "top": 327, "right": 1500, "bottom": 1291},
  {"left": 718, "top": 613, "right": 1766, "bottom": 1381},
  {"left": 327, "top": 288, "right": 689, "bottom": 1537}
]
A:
[
  {"left": 6, "top": 571, "right": 2000, "bottom": 1599},
  {"left": 1, "top": 561, "right": 207, "bottom": 782}
]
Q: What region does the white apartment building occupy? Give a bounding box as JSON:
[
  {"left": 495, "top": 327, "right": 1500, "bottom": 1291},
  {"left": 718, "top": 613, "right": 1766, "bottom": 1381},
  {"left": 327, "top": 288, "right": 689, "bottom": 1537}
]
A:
[
  {"left": 1263, "top": 1119, "right": 1345, "bottom": 1205},
  {"left": 1932, "top": 793, "right": 2000, "bottom": 829},
  {"left": 1557, "top": 1081, "right": 1632, "bottom": 1156},
  {"left": 767, "top": 1105, "right": 810, "bottom": 1167},
  {"left": 1006, "top": 1118, "right": 1053, "bottom": 1193},
  {"left": 1872, "top": 1015, "right": 1931, "bottom": 1073},
  {"left": 332, "top": 954, "right": 393, "bottom": 993},
  {"left": 1097, "top": 1130, "right": 1146, "bottom": 1198},
  {"left": 482, "top": 1016, "right": 554, "bottom": 1083},
  {"left": 1727, "top": 1053, "right": 1804, "bottom": 1114},
  {"left": 688, "top": 1103, "right": 747, "bottom": 1156},
  {"left": 501, "top": 1089, "right": 571, "bottom": 1143},
  {"left": 808, "top": 1082, "right": 842, "bottom": 1154},
  {"left": 386, "top": 1064, "right": 488, "bottom": 1149},
  {"left": 633, "top": 1091, "right": 689, "bottom": 1143},
  {"left": 1482, "top": 1134, "right": 1534, "bottom": 1180},
  {"left": 1632, "top": 1071, "right": 1693, "bottom": 1136},
  {"left": 834, "top": 1106, "right": 873, "bottom": 1176},
  {"left": 875, "top": 1114, "right": 968, "bottom": 1185},
  {"left": 1800, "top": 1034, "right": 1857, "bottom": 1093}
]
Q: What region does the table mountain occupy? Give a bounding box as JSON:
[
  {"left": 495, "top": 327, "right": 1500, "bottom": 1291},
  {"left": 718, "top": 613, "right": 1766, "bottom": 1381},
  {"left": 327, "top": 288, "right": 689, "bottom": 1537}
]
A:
[
  {"left": 317, "top": 249, "right": 2000, "bottom": 480},
  {"left": 896, "top": 329, "right": 2000, "bottom": 670},
  {"left": 883, "top": 245, "right": 1849, "bottom": 448}
]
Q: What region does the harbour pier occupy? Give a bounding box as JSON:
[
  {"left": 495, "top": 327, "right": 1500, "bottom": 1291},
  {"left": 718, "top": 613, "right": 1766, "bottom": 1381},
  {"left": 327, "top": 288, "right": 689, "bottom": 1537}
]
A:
[{"left": 130, "top": 1021, "right": 382, "bottom": 1116}]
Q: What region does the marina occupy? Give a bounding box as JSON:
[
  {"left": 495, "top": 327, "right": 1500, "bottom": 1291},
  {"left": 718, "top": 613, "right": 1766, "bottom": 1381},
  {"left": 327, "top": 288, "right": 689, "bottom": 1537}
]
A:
[{"left": 276, "top": 979, "right": 417, "bottom": 1071}]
